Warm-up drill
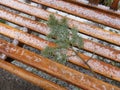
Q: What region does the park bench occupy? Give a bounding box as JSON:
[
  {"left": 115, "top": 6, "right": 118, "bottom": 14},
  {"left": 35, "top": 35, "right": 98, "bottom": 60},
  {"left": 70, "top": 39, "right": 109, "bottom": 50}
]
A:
[{"left": 0, "top": 0, "right": 120, "bottom": 89}]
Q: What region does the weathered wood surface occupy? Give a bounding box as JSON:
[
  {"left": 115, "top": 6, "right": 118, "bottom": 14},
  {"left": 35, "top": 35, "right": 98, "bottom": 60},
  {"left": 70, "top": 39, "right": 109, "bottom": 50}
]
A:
[
  {"left": 0, "top": 22, "right": 120, "bottom": 84},
  {"left": 64, "top": 0, "right": 120, "bottom": 15},
  {"left": 0, "top": 1, "right": 120, "bottom": 46},
  {"left": 0, "top": 0, "right": 120, "bottom": 90},
  {"left": 110, "top": 0, "right": 119, "bottom": 10},
  {"left": 0, "top": 38, "right": 119, "bottom": 90},
  {"left": 0, "top": 59, "right": 66, "bottom": 90},
  {"left": 0, "top": 9, "right": 120, "bottom": 63},
  {"left": 31, "top": 0, "right": 120, "bottom": 29}
]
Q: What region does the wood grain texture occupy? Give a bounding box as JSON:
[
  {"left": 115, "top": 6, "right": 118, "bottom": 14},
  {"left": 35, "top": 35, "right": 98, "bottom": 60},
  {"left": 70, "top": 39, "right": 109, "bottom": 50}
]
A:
[
  {"left": 110, "top": 0, "right": 119, "bottom": 10},
  {"left": 0, "top": 60, "right": 66, "bottom": 90},
  {"left": 0, "top": 0, "right": 120, "bottom": 89},
  {"left": 31, "top": 0, "right": 120, "bottom": 30},
  {"left": 0, "top": 23, "right": 120, "bottom": 83},
  {"left": 0, "top": 1, "right": 120, "bottom": 46},
  {"left": 0, "top": 39, "right": 119, "bottom": 90}
]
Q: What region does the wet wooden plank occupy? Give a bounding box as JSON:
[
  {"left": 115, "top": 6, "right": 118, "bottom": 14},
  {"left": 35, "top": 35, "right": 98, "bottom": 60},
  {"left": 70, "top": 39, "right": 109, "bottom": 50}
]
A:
[
  {"left": 88, "top": 0, "right": 99, "bottom": 5},
  {"left": 83, "top": 39, "right": 120, "bottom": 63},
  {"left": 0, "top": 8, "right": 50, "bottom": 35},
  {"left": 0, "top": 11, "right": 120, "bottom": 63},
  {"left": 64, "top": 0, "right": 120, "bottom": 16},
  {"left": 0, "top": 8, "right": 120, "bottom": 46},
  {"left": 0, "top": 0, "right": 120, "bottom": 89},
  {"left": 0, "top": 23, "right": 55, "bottom": 50},
  {"left": 0, "top": 38, "right": 119, "bottom": 90},
  {"left": 31, "top": 0, "right": 120, "bottom": 30},
  {"left": 0, "top": 59, "right": 66, "bottom": 90},
  {"left": 69, "top": 52, "right": 120, "bottom": 82},
  {"left": 110, "top": 0, "right": 119, "bottom": 11},
  {"left": 0, "top": 1, "right": 120, "bottom": 46},
  {"left": 0, "top": 23, "right": 120, "bottom": 82}
]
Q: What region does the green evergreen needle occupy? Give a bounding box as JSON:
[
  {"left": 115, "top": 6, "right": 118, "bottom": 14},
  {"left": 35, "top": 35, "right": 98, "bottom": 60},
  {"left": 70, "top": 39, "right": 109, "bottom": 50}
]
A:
[{"left": 41, "top": 14, "right": 83, "bottom": 64}]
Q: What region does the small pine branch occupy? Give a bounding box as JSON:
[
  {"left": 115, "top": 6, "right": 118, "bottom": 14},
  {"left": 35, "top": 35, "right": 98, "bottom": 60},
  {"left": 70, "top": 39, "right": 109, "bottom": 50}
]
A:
[
  {"left": 47, "top": 15, "right": 83, "bottom": 49},
  {"left": 42, "top": 14, "right": 83, "bottom": 64},
  {"left": 104, "top": 0, "right": 113, "bottom": 6},
  {"left": 41, "top": 46, "right": 68, "bottom": 64},
  {"left": 41, "top": 14, "right": 96, "bottom": 77},
  {"left": 100, "top": 0, "right": 113, "bottom": 6}
]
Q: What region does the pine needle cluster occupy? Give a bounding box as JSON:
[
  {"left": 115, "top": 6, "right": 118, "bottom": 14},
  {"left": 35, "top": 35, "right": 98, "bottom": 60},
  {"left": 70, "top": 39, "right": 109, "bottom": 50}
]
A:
[
  {"left": 41, "top": 15, "right": 83, "bottom": 64},
  {"left": 100, "top": 0, "right": 113, "bottom": 6},
  {"left": 0, "top": 19, "right": 6, "bottom": 23}
]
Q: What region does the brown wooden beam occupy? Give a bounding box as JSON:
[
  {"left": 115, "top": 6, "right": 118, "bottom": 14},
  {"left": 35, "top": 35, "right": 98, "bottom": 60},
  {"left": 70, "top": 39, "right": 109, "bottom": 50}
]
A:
[
  {"left": 88, "top": 0, "right": 100, "bottom": 5},
  {"left": 0, "top": 23, "right": 120, "bottom": 82},
  {"left": 110, "top": 0, "right": 119, "bottom": 10},
  {"left": 0, "top": 59, "right": 66, "bottom": 90},
  {"left": 0, "top": 38, "right": 119, "bottom": 90}
]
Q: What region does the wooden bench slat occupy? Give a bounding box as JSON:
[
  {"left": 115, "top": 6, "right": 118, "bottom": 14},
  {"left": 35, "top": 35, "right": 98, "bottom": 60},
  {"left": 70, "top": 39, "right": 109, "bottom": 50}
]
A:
[
  {"left": 0, "top": 59, "right": 66, "bottom": 90},
  {"left": 69, "top": 53, "right": 120, "bottom": 82},
  {"left": 1, "top": 1, "right": 120, "bottom": 46},
  {"left": 0, "top": 8, "right": 50, "bottom": 35},
  {"left": 84, "top": 39, "right": 120, "bottom": 63},
  {"left": 0, "top": 23, "right": 55, "bottom": 50},
  {"left": 110, "top": 0, "right": 119, "bottom": 11},
  {"left": 65, "top": 0, "right": 120, "bottom": 15},
  {"left": 0, "top": 38, "right": 119, "bottom": 90},
  {"left": 88, "top": 0, "right": 100, "bottom": 5},
  {"left": 1, "top": 21, "right": 120, "bottom": 63},
  {"left": 68, "top": 19, "right": 120, "bottom": 46},
  {"left": 31, "top": 0, "right": 120, "bottom": 30},
  {"left": 0, "top": 0, "right": 50, "bottom": 20},
  {"left": 0, "top": 23, "right": 120, "bottom": 82},
  {"left": 0, "top": 8, "right": 120, "bottom": 63}
]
